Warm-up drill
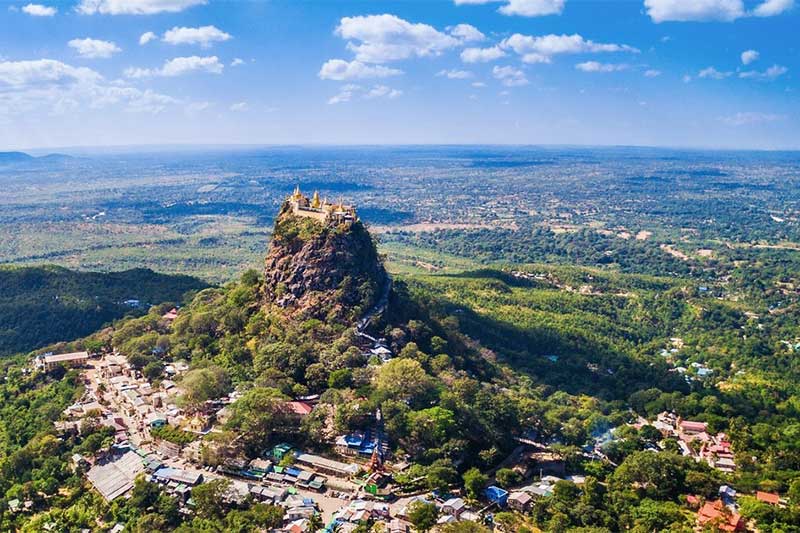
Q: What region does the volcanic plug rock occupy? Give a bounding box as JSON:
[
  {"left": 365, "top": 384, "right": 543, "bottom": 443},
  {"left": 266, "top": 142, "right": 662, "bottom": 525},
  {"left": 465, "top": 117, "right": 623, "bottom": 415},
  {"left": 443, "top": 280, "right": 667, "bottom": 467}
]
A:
[{"left": 262, "top": 200, "right": 387, "bottom": 322}]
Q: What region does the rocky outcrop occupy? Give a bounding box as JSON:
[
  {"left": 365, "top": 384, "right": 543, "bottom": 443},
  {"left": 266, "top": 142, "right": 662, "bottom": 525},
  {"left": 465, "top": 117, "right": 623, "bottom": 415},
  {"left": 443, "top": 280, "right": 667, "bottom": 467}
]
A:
[{"left": 262, "top": 202, "right": 387, "bottom": 322}]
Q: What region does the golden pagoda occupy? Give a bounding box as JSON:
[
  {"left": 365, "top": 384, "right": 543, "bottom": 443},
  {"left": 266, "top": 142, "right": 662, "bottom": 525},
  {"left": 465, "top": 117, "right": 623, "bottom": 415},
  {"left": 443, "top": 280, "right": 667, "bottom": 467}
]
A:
[{"left": 311, "top": 190, "right": 322, "bottom": 209}]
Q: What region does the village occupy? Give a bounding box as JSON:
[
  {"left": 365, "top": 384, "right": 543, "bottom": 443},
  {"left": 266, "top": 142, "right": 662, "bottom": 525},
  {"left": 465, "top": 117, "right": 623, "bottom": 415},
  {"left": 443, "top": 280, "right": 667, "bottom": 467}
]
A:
[{"left": 28, "top": 324, "right": 790, "bottom": 533}]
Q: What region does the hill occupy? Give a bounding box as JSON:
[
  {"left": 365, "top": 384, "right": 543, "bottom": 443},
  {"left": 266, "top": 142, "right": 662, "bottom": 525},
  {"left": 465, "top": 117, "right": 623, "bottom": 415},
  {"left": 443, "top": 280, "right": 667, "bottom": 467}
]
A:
[
  {"left": 262, "top": 200, "right": 387, "bottom": 323},
  {"left": 0, "top": 151, "right": 34, "bottom": 164},
  {"left": 0, "top": 265, "right": 208, "bottom": 356}
]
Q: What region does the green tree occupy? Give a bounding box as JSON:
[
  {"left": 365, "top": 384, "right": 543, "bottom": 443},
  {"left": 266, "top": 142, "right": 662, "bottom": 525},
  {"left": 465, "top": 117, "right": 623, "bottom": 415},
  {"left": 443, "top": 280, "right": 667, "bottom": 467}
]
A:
[
  {"left": 191, "top": 478, "right": 231, "bottom": 519},
  {"left": 407, "top": 501, "right": 438, "bottom": 533},
  {"left": 495, "top": 468, "right": 521, "bottom": 488},
  {"left": 463, "top": 467, "right": 489, "bottom": 499}
]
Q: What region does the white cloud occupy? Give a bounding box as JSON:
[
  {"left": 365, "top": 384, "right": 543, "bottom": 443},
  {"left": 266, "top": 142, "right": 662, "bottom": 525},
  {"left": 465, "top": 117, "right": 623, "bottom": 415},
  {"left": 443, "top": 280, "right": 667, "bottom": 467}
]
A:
[
  {"left": 76, "top": 0, "right": 206, "bottom": 15},
  {"left": 492, "top": 65, "right": 528, "bottom": 86},
  {"left": 752, "top": 0, "right": 794, "bottom": 16},
  {"left": 139, "top": 31, "right": 156, "bottom": 45},
  {"left": 318, "top": 59, "right": 402, "bottom": 81},
  {"left": 0, "top": 58, "right": 177, "bottom": 116},
  {"left": 682, "top": 74, "right": 692, "bottom": 83},
  {"left": 698, "top": 66, "right": 731, "bottom": 79},
  {"left": 499, "top": 0, "right": 565, "bottom": 16},
  {"left": 0, "top": 58, "right": 99, "bottom": 86},
  {"left": 644, "top": 0, "right": 793, "bottom": 22},
  {"left": 335, "top": 14, "right": 460, "bottom": 63},
  {"left": 328, "top": 84, "right": 359, "bottom": 105},
  {"left": 125, "top": 55, "right": 223, "bottom": 78},
  {"left": 230, "top": 58, "right": 244, "bottom": 66},
  {"left": 644, "top": 69, "right": 662, "bottom": 77},
  {"left": 575, "top": 61, "right": 628, "bottom": 72},
  {"left": 471, "top": 81, "right": 486, "bottom": 87},
  {"left": 327, "top": 83, "right": 402, "bottom": 104},
  {"left": 461, "top": 46, "right": 506, "bottom": 63},
  {"left": 739, "top": 64, "right": 788, "bottom": 80},
  {"left": 501, "top": 33, "right": 639, "bottom": 64},
  {"left": 68, "top": 38, "right": 121, "bottom": 59},
  {"left": 740, "top": 49, "right": 759, "bottom": 65},
  {"left": 448, "top": 23, "right": 485, "bottom": 42},
  {"left": 453, "top": 0, "right": 565, "bottom": 17},
  {"left": 644, "top": 0, "right": 745, "bottom": 22},
  {"left": 22, "top": 3, "right": 57, "bottom": 16},
  {"left": 437, "top": 69, "right": 473, "bottom": 79},
  {"left": 229, "top": 101, "right": 248, "bottom": 112},
  {"left": 365, "top": 84, "right": 402, "bottom": 99},
  {"left": 720, "top": 111, "right": 785, "bottom": 126},
  {"left": 162, "top": 25, "right": 231, "bottom": 47}
]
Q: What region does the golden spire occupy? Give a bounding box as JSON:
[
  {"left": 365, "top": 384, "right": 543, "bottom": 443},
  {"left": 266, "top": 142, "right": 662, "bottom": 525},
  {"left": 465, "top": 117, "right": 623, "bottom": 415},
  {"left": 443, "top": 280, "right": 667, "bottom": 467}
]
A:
[
  {"left": 292, "top": 185, "right": 302, "bottom": 200},
  {"left": 311, "top": 190, "right": 321, "bottom": 208}
]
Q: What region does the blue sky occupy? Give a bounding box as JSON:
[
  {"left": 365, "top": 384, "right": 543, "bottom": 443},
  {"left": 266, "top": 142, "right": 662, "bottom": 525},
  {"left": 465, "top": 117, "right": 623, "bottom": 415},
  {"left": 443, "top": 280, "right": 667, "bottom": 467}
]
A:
[{"left": 0, "top": 0, "right": 797, "bottom": 150}]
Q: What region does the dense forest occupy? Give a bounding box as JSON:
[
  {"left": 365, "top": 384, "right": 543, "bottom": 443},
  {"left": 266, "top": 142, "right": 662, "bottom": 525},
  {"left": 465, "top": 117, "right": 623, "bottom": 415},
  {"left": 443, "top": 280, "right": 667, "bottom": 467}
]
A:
[{"left": 0, "top": 266, "right": 207, "bottom": 356}]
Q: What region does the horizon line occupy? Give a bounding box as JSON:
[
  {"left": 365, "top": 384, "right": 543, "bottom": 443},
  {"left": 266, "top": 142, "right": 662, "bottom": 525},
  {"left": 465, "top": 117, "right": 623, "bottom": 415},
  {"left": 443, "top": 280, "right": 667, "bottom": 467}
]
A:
[{"left": 13, "top": 142, "right": 800, "bottom": 155}]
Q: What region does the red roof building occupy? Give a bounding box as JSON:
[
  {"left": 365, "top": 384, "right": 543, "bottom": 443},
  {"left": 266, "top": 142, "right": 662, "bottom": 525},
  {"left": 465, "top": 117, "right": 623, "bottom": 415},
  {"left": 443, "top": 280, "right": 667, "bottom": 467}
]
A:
[
  {"left": 697, "top": 500, "right": 743, "bottom": 532},
  {"left": 679, "top": 419, "right": 709, "bottom": 434},
  {"left": 285, "top": 401, "right": 313, "bottom": 416},
  {"left": 756, "top": 491, "right": 781, "bottom": 506}
]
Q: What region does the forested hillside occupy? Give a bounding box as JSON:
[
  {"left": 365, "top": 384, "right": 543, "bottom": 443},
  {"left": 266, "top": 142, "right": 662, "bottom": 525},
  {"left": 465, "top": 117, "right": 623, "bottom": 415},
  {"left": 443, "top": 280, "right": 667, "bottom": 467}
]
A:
[{"left": 0, "top": 266, "right": 207, "bottom": 356}]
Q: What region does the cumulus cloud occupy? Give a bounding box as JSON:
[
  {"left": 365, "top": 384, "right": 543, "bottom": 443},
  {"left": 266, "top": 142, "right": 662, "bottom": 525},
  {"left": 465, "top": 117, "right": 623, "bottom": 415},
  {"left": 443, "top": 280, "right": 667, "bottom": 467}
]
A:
[
  {"left": 461, "top": 46, "right": 506, "bottom": 63},
  {"left": 499, "top": 0, "right": 565, "bottom": 16},
  {"left": 230, "top": 58, "right": 245, "bottom": 66},
  {"left": 124, "top": 55, "right": 223, "bottom": 78},
  {"left": 0, "top": 58, "right": 177, "bottom": 115},
  {"left": 139, "top": 31, "right": 157, "bottom": 45},
  {"left": 22, "top": 3, "right": 57, "bottom": 16},
  {"left": 162, "top": 25, "right": 231, "bottom": 47},
  {"left": 644, "top": 0, "right": 793, "bottom": 22},
  {"left": 68, "top": 38, "right": 121, "bottom": 59},
  {"left": 739, "top": 64, "right": 788, "bottom": 80},
  {"left": 575, "top": 61, "right": 628, "bottom": 72},
  {"left": 0, "top": 58, "right": 99, "bottom": 86},
  {"left": 752, "top": 0, "right": 794, "bottom": 16},
  {"left": 229, "top": 101, "right": 248, "bottom": 111},
  {"left": 448, "top": 23, "right": 485, "bottom": 42},
  {"left": 720, "top": 111, "right": 785, "bottom": 126},
  {"left": 453, "top": 0, "right": 565, "bottom": 17},
  {"left": 492, "top": 65, "right": 528, "bottom": 86},
  {"left": 335, "top": 14, "right": 461, "bottom": 63},
  {"left": 644, "top": 69, "right": 662, "bottom": 77},
  {"left": 645, "top": 0, "right": 745, "bottom": 22},
  {"left": 76, "top": 0, "right": 206, "bottom": 15},
  {"left": 501, "top": 33, "right": 639, "bottom": 64},
  {"left": 437, "top": 69, "right": 473, "bottom": 79},
  {"left": 318, "top": 59, "right": 402, "bottom": 81},
  {"left": 327, "top": 83, "right": 401, "bottom": 104},
  {"left": 740, "top": 49, "right": 759, "bottom": 65},
  {"left": 698, "top": 66, "right": 731, "bottom": 79}
]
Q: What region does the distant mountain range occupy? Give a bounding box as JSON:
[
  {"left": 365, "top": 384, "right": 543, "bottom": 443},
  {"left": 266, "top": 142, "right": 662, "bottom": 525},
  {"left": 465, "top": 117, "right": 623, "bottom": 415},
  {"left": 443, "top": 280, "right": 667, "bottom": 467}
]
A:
[{"left": 0, "top": 151, "right": 74, "bottom": 166}]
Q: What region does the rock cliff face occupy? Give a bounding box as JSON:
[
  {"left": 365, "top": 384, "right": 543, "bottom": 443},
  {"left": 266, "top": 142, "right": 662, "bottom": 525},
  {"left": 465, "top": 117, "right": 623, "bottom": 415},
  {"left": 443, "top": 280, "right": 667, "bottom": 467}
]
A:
[{"left": 262, "top": 202, "right": 387, "bottom": 322}]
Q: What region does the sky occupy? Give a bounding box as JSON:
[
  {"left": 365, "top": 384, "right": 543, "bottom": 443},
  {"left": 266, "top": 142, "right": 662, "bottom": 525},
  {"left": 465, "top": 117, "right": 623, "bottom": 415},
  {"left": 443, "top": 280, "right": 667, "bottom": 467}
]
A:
[{"left": 0, "top": 0, "right": 798, "bottom": 150}]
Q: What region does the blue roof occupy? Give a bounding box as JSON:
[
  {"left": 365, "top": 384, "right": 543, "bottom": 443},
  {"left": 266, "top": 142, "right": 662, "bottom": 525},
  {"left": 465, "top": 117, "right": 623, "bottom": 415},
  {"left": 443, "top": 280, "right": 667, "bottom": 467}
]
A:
[{"left": 485, "top": 485, "right": 509, "bottom": 504}]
